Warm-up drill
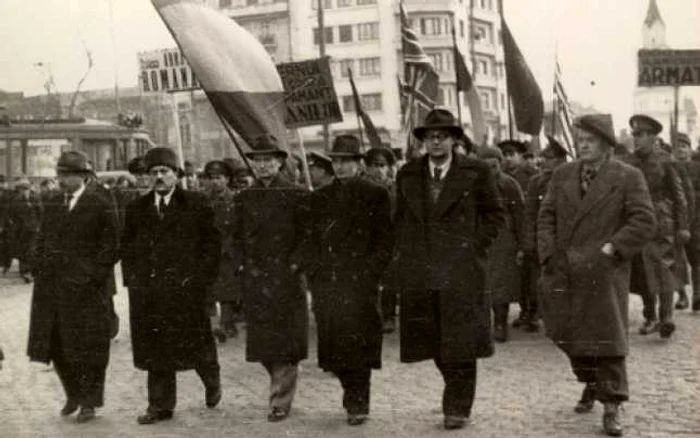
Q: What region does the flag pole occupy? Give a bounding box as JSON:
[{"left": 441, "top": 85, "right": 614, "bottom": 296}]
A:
[
  {"left": 451, "top": 16, "right": 463, "bottom": 127},
  {"left": 206, "top": 96, "right": 258, "bottom": 182},
  {"left": 348, "top": 68, "right": 366, "bottom": 152},
  {"left": 317, "top": 0, "right": 331, "bottom": 152},
  {"left": 297, "top": 129, "right": 313, "bottom": 191},
  {"left": 499, "top": 0, "right": 513, "bottom": 140}
]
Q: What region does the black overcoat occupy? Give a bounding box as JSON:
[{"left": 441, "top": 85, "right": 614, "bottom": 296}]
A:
[
  {"left": 121, "top": 188, "right": 221, "bottom": 371},
  {"left": 27, "top": 188, "right": 119, "bottom": 366},
  {"left": 231, "top": 176, "right": 308, "bottom": 364},
  {"left": 393, "top": 155, "right": 505, "bottom": 364},
  {"left": 293, "top": 177, "right": 394, "bottom": 371}
]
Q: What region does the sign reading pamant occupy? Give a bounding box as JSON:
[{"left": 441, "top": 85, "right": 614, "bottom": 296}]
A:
[
  {"left": 276, "top": 57, "right": 343, "bottom": 128},
  {"left": 138, "top": 49, "right": 199, "bottom": 93},
  {"left": 638, "top": 49, "right": 700, "bottom": 87}
]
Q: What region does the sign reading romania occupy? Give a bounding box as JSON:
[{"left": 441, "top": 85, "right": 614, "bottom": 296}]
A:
[
  {"left": 276, "top": 57, "right": 343, "bottom": 128},
  {"left": 138, "top": 48, "right": 199, "bottom": 93},
  {"left": 638, "top": 49, "right": 700, "bottom": 87}
]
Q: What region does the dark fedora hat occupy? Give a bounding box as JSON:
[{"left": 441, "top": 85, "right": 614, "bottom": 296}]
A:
[
  {"left": 629, "top": 114, "right": 663, "bottom": 136},
  {"left": 328, "top": 135, "right": 364, "bottom": 159},
  {"left": 204, "top": 160, "right": 234, "bottom": 180},
  {"left": 364, "top": 148, "right": 396, "bottom": 167},
  {"left": 542, "top": 135, "right": 569, "bottom": 159},
  {"left": 413, "top": 108, "right": 464, "bottom": 141},
  {"left": 391, "top": 147, "right": 405, "bottom": 161},
  {"left": 496, "top": 139, "right": 528, "bottom": 155},
  {"left": 144, "top": 147, "right": 180, "bottom": 172},
  {"left": 127, "top": 156, "right": 148, "bottom": 176},
  {"left": 244, "top": 134, "right": 288, "bottom": 159},
  {"left": 56, "top": 151, "right": 91, "bottom": 175},
  {"left": 307, "top": 151, "right": 334, "bottom": 174},
  {"left": 574, "top": 113, "right": 617, "bottom": 147}
]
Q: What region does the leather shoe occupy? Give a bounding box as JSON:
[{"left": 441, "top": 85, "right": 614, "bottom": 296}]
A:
[
  {"left": 602, "top": 403, "right": 623, "bottom": 436},
  {"left": 347, "top": 413, "right": 368, "bottom": 426},
  {"left": 511, "top": 314, "right": 526, "bottom": 328},
  {"left": 267, "top": 407, "right": 289, "bottom": 422},
  {"left": 675, "top": 291, "right": 689, "bottom": 310},
  {"left": 524, "top": 318, "right": 540, "bottom": 333},
  {"left": 205, "top": 385, "right": 222, "bottom": 408},
  {"left": 76, "top": 407, "right": 96, "bottom": 423},
  {"left": 638, "top": 320, "right": 659, "bottom": 335},
  {"left": 444, "top": 415, "right": 468, "bottom": 430},
  {"left": 693, "top": 297, "right": 700, "bottom": 312},
  {"left": 574, "top": 384, "right": 596, "bottom": 413},
  {"left": 659, "top": 321, "right": 676, "bottom": 339},
  {"left": 494, "top": 324, "right": 508, "bottom": 342},
  {"left": 60, "top": 400, "right": 79, "bottom": 416},
  {"left": 137, "top": 409, "right": 173, "bottom": 425},
  {"left": 213, "top": 328, "right": 228, "bottom": 343}
]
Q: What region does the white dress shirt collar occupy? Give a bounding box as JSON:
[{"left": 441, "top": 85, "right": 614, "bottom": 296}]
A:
[
  {"left": 68, "top": 184, "right": 86, "bottom": 211},
  {"left": 154, "top": 188, "right": 176, "bottom": 207},
  {"left": 428, "top": 155, "right": 453, "bottom": 179}
]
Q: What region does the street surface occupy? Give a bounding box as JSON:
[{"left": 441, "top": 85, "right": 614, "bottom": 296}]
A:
[{"left": 0, "top": 263, "right": 698, "bottom": 437}]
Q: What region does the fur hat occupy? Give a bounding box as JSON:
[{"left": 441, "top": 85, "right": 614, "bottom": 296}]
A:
[{"left": 144, "top": 147, "right": 180, "bottom": 172}]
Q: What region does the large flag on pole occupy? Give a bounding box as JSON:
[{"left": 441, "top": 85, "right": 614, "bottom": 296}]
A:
[
  {"left": 399, "top": 0, "right": 439, "bottom": 131},
  {"left": 151, "top": 0, "right": 287, "bottom": 150},
  {"left": 501, "top": 17, "right": 544, "bottom": 136},
  {"left": 349, "top": 68, "right": 384, "bottom": 149},
  {"left": 552, "top": 57, "right": 575, "bottom": 156},
  {"left": 453, "top": 41, "right": 487, "bottom": 144}
]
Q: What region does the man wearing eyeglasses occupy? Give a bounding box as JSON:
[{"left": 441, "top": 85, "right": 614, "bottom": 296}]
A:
[
  {"left": 625, "top": 115, "right": 688, "bottom": 339},
  {"left": 393, "top": 108, "right": 505, "bottom": 430}
]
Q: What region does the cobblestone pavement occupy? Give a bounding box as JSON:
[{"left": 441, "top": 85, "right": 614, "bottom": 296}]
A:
[{"left": 0, "top": 265, "right": 698, "bottom": 438}]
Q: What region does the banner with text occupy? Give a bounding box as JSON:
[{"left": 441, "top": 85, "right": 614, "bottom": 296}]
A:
[
  {"left": 276, "top": 57, "right": 343, "bottom": 128},
  {"left": 638, "top": 49, "right": 700, "bottom": 87},
  {"left": 138, "top": 48, "right": 200, "bottom": 93}
]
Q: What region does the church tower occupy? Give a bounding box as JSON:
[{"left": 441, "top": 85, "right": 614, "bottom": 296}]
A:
[{"left": 642, "top": 0, "right": 667, "bottom": 49}]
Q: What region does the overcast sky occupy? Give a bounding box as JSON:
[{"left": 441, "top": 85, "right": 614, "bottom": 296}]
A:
[{"left": 1, "top": 0, "right": 699, "bottom": 134}]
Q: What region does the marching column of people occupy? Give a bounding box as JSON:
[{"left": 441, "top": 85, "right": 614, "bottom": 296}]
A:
[{"left": 20, "top": 107, "right": 700, "bottom": 437}]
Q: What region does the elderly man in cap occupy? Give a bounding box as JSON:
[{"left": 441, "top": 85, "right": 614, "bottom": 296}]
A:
[
  {"left": 497, "top": 139, "right": 538, "bottom": 328},
  {"left": 7, "top": 176, "right": 41, "bottom": 283},
  {"left": 625, "top": 114, "right": 688, "bottom": 338},
  {"left": 201, "top": 160, "right": 241, "bottom": 341},
  {"left": 477, "top": 147, "right": 525, "bottom": 343},
  {"left": 230, "top": 135, "right": 308, "bottom": 422},
  {"left": 538, "top": 114, "right": 656, "bottom": 437},
  {"left": 306, "top": 151, "right": 334, "bottom": 189},
  {"left": 393, "top": 108, "right": 504, "bottom": 430},
  {"left": 292, "top": 135, "right": 393, "bottom": 426},
  {"left": 27, "top": 151, "right": 120, "bottom": 423},
  {"left": 121, "top": 147, "right": 222, "bottom": 424},
  {"left": 522, "top": 136, "right": 569, "bottom": 331},
  {"left": 670, "top": 132, "right": 700, "bottom": 311}
]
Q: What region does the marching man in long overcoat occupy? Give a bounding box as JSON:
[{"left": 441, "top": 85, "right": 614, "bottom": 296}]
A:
[
  {"left": 538, "top": 114, "right": 656, "bottom": 437},
  {"left": 27, "top": 151, "right": 119, "bottom": 423},
  {"left": 121, "top": 147, "right": 222, "bottom": 425},
  {"left": 293, "top": 135, "right": 394, "bottom": 426},
  {"left": 393, "top": 108, "right": 505, "bottom": 430},
  {"left": 230, "top": 135, "right": 309, "bottom": 422}
]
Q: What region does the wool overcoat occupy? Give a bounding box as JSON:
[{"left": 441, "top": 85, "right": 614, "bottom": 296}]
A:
[
  {"left": 231, "top": 176, "right": 309, "bottom": 364},
  {"left": 393, "top": 154, "right": 505, "bottom": 364},
  {"left": 27, "top": 188, "right": 119, "bottom": 366},
  {"left": 209, "top": 188, "right": 241, "bottom": 303},
  {"left": 538, "top": 159, "right": 656, "bottom": 357},
  {"left": 121, "top": 187, "right": 221, "bottom": 371},
  {"left": 293, "top": 177, "right": 394, "bottom": 371}
]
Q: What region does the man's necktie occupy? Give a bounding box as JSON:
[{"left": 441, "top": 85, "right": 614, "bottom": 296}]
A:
[
  {"left": 158, "top": 197, "right": 166, "bottom": 219},
  {"left": 433, "top": 167, "right": 443, "bottom": 183},
  {"left": 581, "top": 166, "right": 598, "bottom": 196}
]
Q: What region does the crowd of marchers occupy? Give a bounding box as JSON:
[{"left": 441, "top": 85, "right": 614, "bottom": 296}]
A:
[{"left": 1, "top": 107, "right": 699, "bottom": 437}]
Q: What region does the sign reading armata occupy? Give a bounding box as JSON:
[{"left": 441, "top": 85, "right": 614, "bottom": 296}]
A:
[
  {"left": 276, "top": 57, "right": 343, "bottom": 128},
  {"left": 638, "top": 49, "right": 700, "bottom": 87}
]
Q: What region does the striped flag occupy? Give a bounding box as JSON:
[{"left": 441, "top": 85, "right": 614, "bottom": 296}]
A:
[
  {"left": 452, "top": 28, "right": 487, "bottom": 145},
  {"left": 151, "top": 0, "right": 287, "bottom": 151},
  {"left": 553, "top": 57, "right": 575, "bottom": 156},
  {"left": 399, "top": 1, "right": 439, "bottom": 131}
]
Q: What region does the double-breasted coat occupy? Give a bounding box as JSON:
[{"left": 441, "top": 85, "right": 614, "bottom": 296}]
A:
[
  {"left": 393, "top": 154, "right": 505, "bottom": 364},
  {"left": 231, "top": 176, "right": 308, "bottom": 364},
  {"left": 121, "top": 188, "right": 221, "bottom": 371},
  {"left": 27, "top": 188, "right": 119, "bottom": 366},
  {"left": 486, "top": 172, "right": 524, "bottom": 305},
  {"left": 538, "top": 159, "right": 656, "bottom": 357},
  {"left": 292, "top": 177, "right": 394, "bottom": 371}
]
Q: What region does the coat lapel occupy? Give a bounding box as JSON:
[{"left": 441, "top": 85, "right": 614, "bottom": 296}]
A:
[
  {"left": 569, "top": 160, "right": 620, "bottom": 235},
  {"left": 158, "top": 188, "right": 185, "bottom": 232},
  {"left": 321, "top": 179, "right": 360, "bottom": 246},
  {"left": 398, "top": 160, "right": 426, "bottom": 222},
  {"left": 432, "top": 156, "right": 473, "bottom": 218},
  {"left": 562, "top": 161, "right": 583, "bottom": 209}
]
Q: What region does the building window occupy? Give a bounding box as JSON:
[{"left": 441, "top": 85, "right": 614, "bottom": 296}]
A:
[
  {"left": 357, "top": 22, "right": 379, "bottom": 41},
  {"left": 500, "top": 93, "right": 506, "bottom": 110},
  {"left": 362, "top": 93, "right": 382, "bottom": 111},
  {"left": 339, "top": 24, "right": 353, "bottom": 42},
  {"left": 480, "top": 91, "right": 490, "bottom": 110},
  {"left": 342, "top": 96, "right": 355, "bottom": 112},
  {"left": 260, "top": 21, "right": 271, "bottom": 37},
  {"left": 436, "top": 88, "right": 445, "bottom": 106},
  {"left": 313, "top": 27, "right": 334, "bottom": 44},
  {"left": 478, "top": 60, "right": 488, "bottom": 75},
  {"left": 311, "top": 0, "right": 332, "bottom": 9},
  {"left": 338, "top": 0, "right": 352, "bottom": 6},
  {"left": 429, "top": 53, "right": 444, "bottom": 72},
  {"left": 219, "top": 0, "right": 232, "bottom": 7},
  {"left": 420, "top": 17, "right": 443, "bottom": 36},
  {"left": 357, "top": 0, "right": 376, "bottom": 4},
  {"left": 473, "top": 22, "right": 492, "bottom": 44},
  {"left": 358, "top": 57, "right": 381, "bottom": 76},
  {"left": 339, "top": 59, "right": 354, "bottom": 77}
]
